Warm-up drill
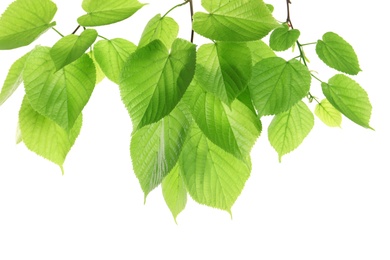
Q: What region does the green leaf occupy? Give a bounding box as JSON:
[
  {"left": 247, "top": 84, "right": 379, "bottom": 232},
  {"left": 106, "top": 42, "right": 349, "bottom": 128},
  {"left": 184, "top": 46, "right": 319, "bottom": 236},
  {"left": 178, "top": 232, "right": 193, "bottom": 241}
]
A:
[
  {"left": 185, "top": 80, "right": 261, "bottom": 159},
  {"left": 268, "top": 101, "right": 314, "bottom": 161},
  {"left": 130, "top": 103, "right": 191, "bottom": 198},
  {"left": 322, "top": 74, "right": 372, "bottom": 129},
  {"left": 50, "top": 29, "right": 98, "bottom": 71},
  {"left": 162, "top": 163, "right": 187, "bottom": 222},
  {"left": 93, "top": 38, "right": 137, "bottom": 84},
  {"left": 314, "top": 98, "right": 342, "bottom": 127},
  {"left": 266, "top": 4, "right": 274, "bottom": 13},
  {"left": 246, "top": 40, "right": 275, "bottom": 66},
  {"left": 19, "top": 97, "right": 82, "bottom": 173},
  {"left": 138, "top": 14, "right": 179, "bottom": 49},
  {"left": 120, "top": 39, "right": 196, "bottom": 129},
  {"left": 269, "top": 24, "right": 300, "bottom": 51},
  {"left": 0, "top": 51, "right": 30, "bottom": 106},
  {"left": 193, "top": 0, "right": 279, "bottom": 41},
  {"left": 0, "top": 0, "right": 57, "bottom": 50},
  {"left": 180, "top": 124, "right": 251, "bottom": 213},
  {"left": 316, "top": 32, "right": 361, "bottom": 75},
  {"left": 248, "top": 57, "right": 311, "bottom": 116},
  {"left": 195, "top": 42, "right": 252, "bottom": 104},
  {"left": 88, "top": 51, "right": 105, "bottom": 84},
  {"left": 77, "top": 0, "right": 145, "bottom": 26},
  {"left": 23, "top": 46, "right": 96, "bottom": 132}
]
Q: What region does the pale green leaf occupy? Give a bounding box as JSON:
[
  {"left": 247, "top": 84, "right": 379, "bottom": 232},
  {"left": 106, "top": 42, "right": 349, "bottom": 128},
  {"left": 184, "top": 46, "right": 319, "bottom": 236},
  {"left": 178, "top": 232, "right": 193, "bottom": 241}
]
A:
[
  {"left": 88, "top": 51, "right": 105, "bottom": 84},
  {"left": 16, "top": 121, "right": 22, "bottom": 144},
  {"left": 23, "top": 46, "right": 96, "bottom": 131},
  {"left": 268, "top": 101, "right": 314, "bottom": 161},
  {"left": 0, "top": 0, "right": 57, "bottom": 50},
  {"left": 19, "top": 97, "right": 82, "bottom": 172},
  {"left": 78, "top": 0, "right": 145, "bottom": 26},
  {"left": 195, "top": 42, "right": 252, "bottom": 104},
  {"left": 93, "top": 38, "right": 136, "bottom": 84},
  {"left": 269, "top": 25, "right": 300, "bottom": 51},
  {"left": 193, "top": 0, "right": 279, "bottom": 41},
  {"left": 246, "top": 40, "right": 275, "bottom": 66},
  {"left": 180, "top": 124, "right": 251, "bottom": 213},
  {"left": 314, "top": 98, "right": 342, "bottom": 127},
  {"left": 50, "top": 29, "right": 98, "bottom": 71},
  {"left": 322, "top": 74, "right": 372, "bottom": 129},
  {"left": 316, "top": 32, "right": 361, "bottom": 75},
  {"left": 138, "top": 14, "right": 179, "bottom": 49},
  {"left": 248, "top": 57, "right": 311, "bottom": 116},
  {"left": 120, "top": 39, "right": 196, "bottom": 129},
  {"left": 266, "top": 4, "right": 274, "bottom": 13}
]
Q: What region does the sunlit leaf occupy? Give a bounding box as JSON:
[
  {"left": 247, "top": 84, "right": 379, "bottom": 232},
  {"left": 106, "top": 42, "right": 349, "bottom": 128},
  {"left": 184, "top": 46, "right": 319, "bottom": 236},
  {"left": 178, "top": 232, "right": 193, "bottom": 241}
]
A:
[
  {"left": 246, "top": 40, "right": 275, "bottom": 66},
  {"left": 314, "top": 98, "right": 342, "bottom": 127},
  {"left": 269, "top": 24, "right": 300, "bottom": 51}
]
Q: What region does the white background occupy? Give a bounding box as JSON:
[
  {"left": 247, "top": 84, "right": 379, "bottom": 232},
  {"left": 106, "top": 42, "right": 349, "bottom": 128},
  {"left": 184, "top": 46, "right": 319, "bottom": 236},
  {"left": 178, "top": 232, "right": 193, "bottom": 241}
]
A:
[{"left": 0, "top": 0, "right": 389, "bottom": 259}]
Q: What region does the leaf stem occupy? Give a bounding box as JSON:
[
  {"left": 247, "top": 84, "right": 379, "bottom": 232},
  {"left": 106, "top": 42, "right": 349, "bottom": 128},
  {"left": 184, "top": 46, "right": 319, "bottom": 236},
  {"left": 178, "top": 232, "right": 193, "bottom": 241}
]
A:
[
  {"left": 162, "top": 0, "right": 190, "bottom": 18},
  {"left": 189, "top": 0, "right": 194, "bottom": 43},
  {"left": 300, "top": 42, "right": 317, "bottom": 46},
  {"left": 310, "top": 73, "right": 324, "bottom": 83},
  {"left": 71, "top": 25, "right": 81, "bottom": 34},
  {"left": 98, "top": 35, "right": 109, "bottom": 40},
  {"left": 52, "top": 27, "right": 64, "bottom": 37}
]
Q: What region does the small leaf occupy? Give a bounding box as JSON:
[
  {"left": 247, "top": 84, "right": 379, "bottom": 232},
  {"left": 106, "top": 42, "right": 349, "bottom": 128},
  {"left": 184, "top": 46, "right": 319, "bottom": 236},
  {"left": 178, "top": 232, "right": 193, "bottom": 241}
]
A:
[
  {"left": 162, "top": 163, "right": 187, "bottom": 222},
  {"left": 322, "top": 74, "right": 372, "bottom": 129},
  {"left": 193, "top": 0, "right": 279, "bottom": 41},
  {"left": 0, "top": 0, "right": 57, "bottom": 50},
  {"left": 314, "top": 98, "right": 342, "bottom": 127},
  {"left": 93, "top": 38, "right": 137, "bottom": 84},
  {"left": 268, "top": 101, "right": 314, "bottom": 161},
  {"left": 316, "top": 32, "right": 361, "bottom": 75},
  {"left": 269, "top": 25, "right": 300, "bottom": 51},
  {"left": 50, "top": 29, "right": 98, "bottom": 71},
  {"left": 246, "top": 40, "right": 275, "bottom": 66},
  {"left": 19, "top": 97, "right": 82, "bottom": 172},
  {"left": 248, "top": 57, "right": 311, "bottom": 116},
  {"left": 77, "top": 0, "right": 145, "bottom": 26}
]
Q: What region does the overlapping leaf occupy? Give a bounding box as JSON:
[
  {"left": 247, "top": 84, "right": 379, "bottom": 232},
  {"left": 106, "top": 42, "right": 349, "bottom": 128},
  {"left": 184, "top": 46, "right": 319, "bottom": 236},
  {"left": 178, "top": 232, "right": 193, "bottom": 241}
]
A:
[
  {"left": 269, "top": 24, "right": 300, "bottom": 51},
  {"left": 246, "top": 40, "right": 275, "bottom": 66},
  {"left": 314, "top": 98, "right": 342, "bottom": 127}
]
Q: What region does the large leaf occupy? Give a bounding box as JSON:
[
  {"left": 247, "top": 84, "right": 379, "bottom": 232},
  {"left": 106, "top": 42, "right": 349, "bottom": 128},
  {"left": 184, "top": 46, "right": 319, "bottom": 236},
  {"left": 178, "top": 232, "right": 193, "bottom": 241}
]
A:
[
  {"left": 130, "top": 103, "right": 191, "bottom": 198},
  {"left": 23, "top": 46, "right": 96, "bottom": 132},
  {"left": 246, "top": 40, "right": 275, "bottom": 66},
  {"left": 0, "top": 51, "right": 30, "bottom": 106},
  {"left": 314, "top": 98, "right": 342, "bottom": 127},
  {"left": 322, "top": 74, "right": 372, "bottom": 129},
  {"left": 138, "top": 14, "right": 179, "bottom": 49},
  {"left": 195, "top": 42, "right": 252, "bottom": 104},
  {"left": 19, "top": 97, "right": 82, "bottom": 173},
  {"left": 50, "top": 29, "right": 98, "bottom": 71},
  {"left": 93, "top": 38, "right": 137, "bottom": 84},
  {"left": 120, "top": 39, "right": 196, "bottom": 129},
  {"left": 193, "top": 0, "right": 278, "bottom": 41},
  {"left": 248, "top": 57, "right": 311, "bottom": 116},
  {"left": 180, "top": 124, "right": 251, "bottom": 213},
  {"left": 316, "top": 32, "right": 361, "bottom": 75},
  {"left": 269, "top": 24, "right": 300, "bottom": 51},
  {"left": 0, "top": 0, "right": 57, "bottom": 50},
  {"left": 268, "top": 101, "right": 314, "bottom": 161},
  {"left": 77, "top": 0, "right": 145, "bottom": 26}
]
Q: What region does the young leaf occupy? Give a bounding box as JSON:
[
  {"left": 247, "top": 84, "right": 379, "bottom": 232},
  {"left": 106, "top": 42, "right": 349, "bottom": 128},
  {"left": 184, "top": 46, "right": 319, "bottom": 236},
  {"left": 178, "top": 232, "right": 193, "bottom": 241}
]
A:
[
  {"left": 162, "top": 163, "right": 187, "bottom": 222},
  {"left": 130, "top": 103, "right": 191, "bottom": 198},
  {"left": 93, "top": 38, "right": 137, "bottom": 84},
  {"left": 246, "top": 40, "right": 276, "bottom": 66},
  {"left": 322, "top": 74, "right": 372, "bottom": 129},
  {"left": 50, "top": 29, "right": 98, "bottom": 71},
  {"left": 23, "top": 46, "right": 96, "bottom": 132},
  {"left": 269, "top": 25, "right": 300, "bottom": 51},
  {"left": 19, "top": 97, "right": 82, "bottom": 173},
  {"left": 77, "top": 0, "right": 145, "bottom": 26},
  {"left": 193, "top": 0, "right": 279, "bottom": 41},
  {"left": 0, "top": 0, "right": 57, "bottom": 50},
  {"left": 0, "top": 51, "right": 30, "bottom": 106},
  {"left": 88, "top": 51, "right": 105, "bottom": 84},
  {"left": 138, "top": 14, "right": 179, "bottom": 49},
  {"left": 248, "top": 57, "right": 311, "bottom": 116},
  {"left": 268, "top": 101, "right": 314, "bottom": 161},
  {"left": 180, "top": 124, "right": 251, "bottom": 213},
  {"left": 120, "top": 39, "right": 196, "bottom": 130},
  {"left": 316, "top": 32, "right": 361, "bottom": 75},
  {"left": 195, "top": 42, "right": 252, "bottom": 104},
  {"left": 314, "top": 98, "right": 342, "bottom": 127}
]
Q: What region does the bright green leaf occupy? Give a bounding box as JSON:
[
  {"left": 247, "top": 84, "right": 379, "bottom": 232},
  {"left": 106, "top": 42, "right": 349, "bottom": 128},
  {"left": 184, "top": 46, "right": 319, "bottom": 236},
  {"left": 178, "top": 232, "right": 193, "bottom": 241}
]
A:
[
  {"left": 196, "top": 42, "right": 252, "bottom": 104},
  {"left": 0, "top": 0, "right": 57, "bottom": 50},
  {"left": 268, "top": 101, "right": 314, "bottom": 161},
  {"left": 88, "top": 51, "right": 105, "bottom": 84},
  {"left": 266, "top": 4, "right": 274, "bottom": 13},
  {"left": 77, "top": 0, "right": 145, "bottom": 26},
  {"left": 50, "top": 29, "right": 98, "bottom": 71},
  {"left": 246, "top": 40, "right": 275, "bottom": 66},
  {"left": 193, "top": 0, "right": 279, "bottom": 41},
  {"left": 120, "top": 39, "right": 196, "bottom": 129},
  {"left": 322, "top": 74, "right": 372, "bottom": 129},
  {"left": 269, "top": 25, "right": 300, "bottom": 51},
  {"left": 15, "top": 121, "right": 22, "bottom": 144},
  {"left": 314, "top": 98, "right": 342, "bottom": 127},
  {"left": 93, "top": 38, "right": 136, "bottom": 84},
  {"left": 23, "top": 46, "right": 96, "bottom": 132},
  {"left": 248, "top": 57, "right": 311, "bottom": 116},
  {"left": 316, "top": 32, "right": 361, "bottom": 75}
]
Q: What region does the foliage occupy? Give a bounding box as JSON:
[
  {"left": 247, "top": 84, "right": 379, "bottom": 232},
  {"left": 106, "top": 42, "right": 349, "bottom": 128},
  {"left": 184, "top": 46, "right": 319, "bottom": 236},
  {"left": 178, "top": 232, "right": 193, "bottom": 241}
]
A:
[{"left": 0, "top": 0, "right": 372, "bottom": 221}]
